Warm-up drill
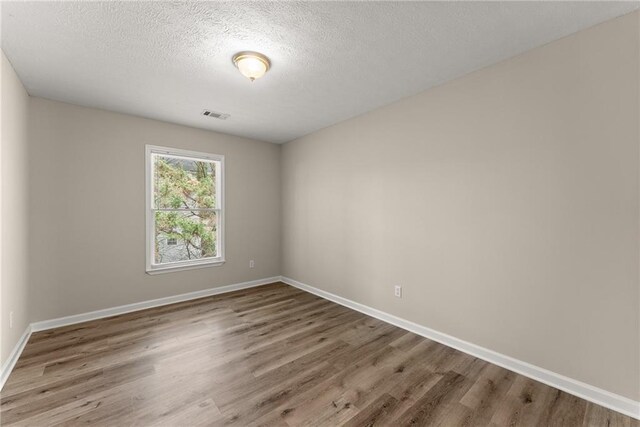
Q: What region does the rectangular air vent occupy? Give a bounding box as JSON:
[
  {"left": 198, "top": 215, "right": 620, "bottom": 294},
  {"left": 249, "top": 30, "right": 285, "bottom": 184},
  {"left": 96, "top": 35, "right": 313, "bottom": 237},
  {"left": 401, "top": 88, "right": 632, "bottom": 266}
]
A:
[{"left": 202, "top": 110, "right": 230, "bottom": 120}]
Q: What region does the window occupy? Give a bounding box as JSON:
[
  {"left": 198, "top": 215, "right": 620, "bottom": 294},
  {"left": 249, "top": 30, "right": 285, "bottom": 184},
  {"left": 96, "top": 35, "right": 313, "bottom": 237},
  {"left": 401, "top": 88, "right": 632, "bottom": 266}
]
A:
[{"left": 146, "top": 145, "right": 224, "bottom": 274}]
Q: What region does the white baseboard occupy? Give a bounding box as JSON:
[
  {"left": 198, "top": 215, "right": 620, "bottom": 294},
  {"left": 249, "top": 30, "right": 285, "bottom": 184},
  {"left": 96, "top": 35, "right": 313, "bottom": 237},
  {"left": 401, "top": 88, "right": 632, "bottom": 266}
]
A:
[
  {"left": 0, "top": 325, "right": 32, "bottom": 391},
  {"left": 280, "top": 275, "right": 640, "bottom": 420},
  {"left": 30, "top": 276, "right": 281, "bottom": 332}
]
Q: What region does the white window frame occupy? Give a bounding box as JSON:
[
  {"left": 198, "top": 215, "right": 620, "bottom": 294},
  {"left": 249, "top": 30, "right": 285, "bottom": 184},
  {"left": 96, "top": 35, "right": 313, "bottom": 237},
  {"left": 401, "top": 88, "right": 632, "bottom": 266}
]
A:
[{"left": 145, "top": 145, "right": 225, "bottom": 274}]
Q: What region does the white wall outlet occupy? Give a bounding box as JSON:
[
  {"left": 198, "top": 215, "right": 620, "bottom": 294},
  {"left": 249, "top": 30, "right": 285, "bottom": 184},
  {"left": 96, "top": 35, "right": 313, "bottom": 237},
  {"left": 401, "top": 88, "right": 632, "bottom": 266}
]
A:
[
  {"left": 394, "top": 285, "right": 402, "bottom": 298},
  {"left": 249, "top": 260, "right": 255, "bottom": 268},
  {"left": 9, "top": 311, "right": 14, "bottom": 328}
]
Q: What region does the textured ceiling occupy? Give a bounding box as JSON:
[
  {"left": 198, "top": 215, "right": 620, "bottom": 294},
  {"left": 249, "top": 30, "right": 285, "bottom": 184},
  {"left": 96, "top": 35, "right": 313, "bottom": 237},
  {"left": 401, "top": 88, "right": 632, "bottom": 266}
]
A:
[{"left": 2, "top": 1, "right": 638, "bottom": 143}]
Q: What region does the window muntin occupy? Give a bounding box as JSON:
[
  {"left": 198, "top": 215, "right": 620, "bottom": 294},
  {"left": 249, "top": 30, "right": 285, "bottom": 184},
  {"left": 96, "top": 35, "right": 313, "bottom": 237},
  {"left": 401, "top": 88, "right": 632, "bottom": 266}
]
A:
[{"left": 146, "top": 145, "right": 224, "bottom": 273}]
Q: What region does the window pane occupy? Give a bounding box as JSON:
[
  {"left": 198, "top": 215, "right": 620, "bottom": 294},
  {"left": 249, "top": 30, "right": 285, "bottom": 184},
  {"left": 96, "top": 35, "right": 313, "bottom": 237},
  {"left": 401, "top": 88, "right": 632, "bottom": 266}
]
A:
[
  {"left": 154, "top": 210, "right": 217, "bottom": 264},
  {"left": 153, "top": 154, "right": 217, "bottom": 209}
]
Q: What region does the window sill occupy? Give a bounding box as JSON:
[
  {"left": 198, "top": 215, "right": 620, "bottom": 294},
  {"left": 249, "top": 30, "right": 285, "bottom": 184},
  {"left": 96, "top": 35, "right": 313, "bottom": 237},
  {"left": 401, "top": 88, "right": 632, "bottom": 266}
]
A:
[{"left": 146, "top": 259, "right": 225, "bottom": 275}]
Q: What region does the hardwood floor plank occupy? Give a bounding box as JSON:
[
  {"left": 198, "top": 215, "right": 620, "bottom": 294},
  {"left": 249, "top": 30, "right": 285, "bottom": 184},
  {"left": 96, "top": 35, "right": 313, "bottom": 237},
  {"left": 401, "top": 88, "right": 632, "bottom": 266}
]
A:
[
  {"left": 459, "top": 363, "right": 517, "bottom": 424},
  {"left": 1, "top": 282, "right": 636, "bottom": 426},
  {"left": 489, "top": 375, "right": 557, "bottom": 426},
  {"left": 342, "top": 393, "right": 399, "bottom": 427},
  {"left": 582, "top": 403, "right": 640, "bottom": 427},
  {"left": 537, "top": 389, "right": 588, "bottom": 427},
  {"left": 389, "top": 331, "right": 426, "bottom": 353},
  {"left": 393, "top": 371, "right": 471, "bottom": 425},
  {"left": 216, "top": 361, "right": 339, "bottom": 425}
]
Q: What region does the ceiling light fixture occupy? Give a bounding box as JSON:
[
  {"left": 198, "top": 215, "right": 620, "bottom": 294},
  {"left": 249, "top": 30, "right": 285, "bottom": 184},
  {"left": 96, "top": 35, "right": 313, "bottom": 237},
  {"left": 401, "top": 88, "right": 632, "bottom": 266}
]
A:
[{"left": 232, "top": 51, "right": 270, "bottom": 82}]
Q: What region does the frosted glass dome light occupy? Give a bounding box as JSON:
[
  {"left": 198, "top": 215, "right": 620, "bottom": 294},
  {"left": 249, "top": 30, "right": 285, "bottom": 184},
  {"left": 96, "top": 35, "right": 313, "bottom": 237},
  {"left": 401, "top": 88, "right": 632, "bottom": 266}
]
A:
[{"left": 232, "top": 51, "right": 271, "bottom": 82}]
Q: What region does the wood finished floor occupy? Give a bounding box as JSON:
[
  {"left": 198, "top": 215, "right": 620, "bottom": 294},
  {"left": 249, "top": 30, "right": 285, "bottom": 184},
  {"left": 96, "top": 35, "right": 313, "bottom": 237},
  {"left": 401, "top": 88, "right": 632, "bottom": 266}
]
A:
[{"left": 1, "top": 282, "right": 637, "bottom": 426}]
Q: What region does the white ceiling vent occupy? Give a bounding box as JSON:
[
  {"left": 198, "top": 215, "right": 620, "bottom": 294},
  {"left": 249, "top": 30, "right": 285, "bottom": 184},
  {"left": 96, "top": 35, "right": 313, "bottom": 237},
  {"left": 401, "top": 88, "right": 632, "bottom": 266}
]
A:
[{"left": 202, "top": 110, "right": 230, "bottom": 120}]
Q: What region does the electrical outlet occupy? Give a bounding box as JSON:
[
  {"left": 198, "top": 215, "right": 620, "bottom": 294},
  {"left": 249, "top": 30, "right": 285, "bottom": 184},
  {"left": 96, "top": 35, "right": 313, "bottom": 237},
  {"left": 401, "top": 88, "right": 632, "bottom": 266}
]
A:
[
  {"left": 249, "top": 260, "right": 255, "bottom": 268},
  {"left": 9, "top": 311, "right": 14, "bottom": 328},
  {"left": 394, "top": 285, "right": 402, "bottom": 298}
]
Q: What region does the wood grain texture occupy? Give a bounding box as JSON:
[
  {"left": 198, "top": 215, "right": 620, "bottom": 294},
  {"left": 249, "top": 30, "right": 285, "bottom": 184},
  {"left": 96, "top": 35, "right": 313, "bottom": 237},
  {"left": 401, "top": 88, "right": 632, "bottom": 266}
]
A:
[{"left": 0, "top": 282, "right": 637, "bottom": 426}]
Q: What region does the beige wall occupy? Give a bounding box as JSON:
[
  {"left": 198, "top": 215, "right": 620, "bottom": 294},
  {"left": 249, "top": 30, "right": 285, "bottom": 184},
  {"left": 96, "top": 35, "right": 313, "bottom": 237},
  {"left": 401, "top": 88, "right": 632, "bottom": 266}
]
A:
[
  {"left": 1, "top": 52, "right": 31, "bottom": 365},
  {"left": 28, "top": 98, "right": 281, "bottom": 322},
  {"left": 282, "top": 12, "right": 640, "bottom": 401}
]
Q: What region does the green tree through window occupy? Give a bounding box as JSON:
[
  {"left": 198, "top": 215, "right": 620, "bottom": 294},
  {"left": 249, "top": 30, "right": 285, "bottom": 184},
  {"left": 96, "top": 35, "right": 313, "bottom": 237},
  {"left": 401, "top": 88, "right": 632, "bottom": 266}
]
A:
[{"left": 151, "top": 152, "right": 221, "bottom": 266}]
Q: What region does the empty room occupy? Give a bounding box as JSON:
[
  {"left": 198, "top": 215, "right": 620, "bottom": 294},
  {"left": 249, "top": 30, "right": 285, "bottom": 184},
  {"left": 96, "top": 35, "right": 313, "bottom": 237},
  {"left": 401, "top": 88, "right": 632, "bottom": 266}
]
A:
[{"left": 1, "top": 1, "right": 639, "bottom": 425}]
